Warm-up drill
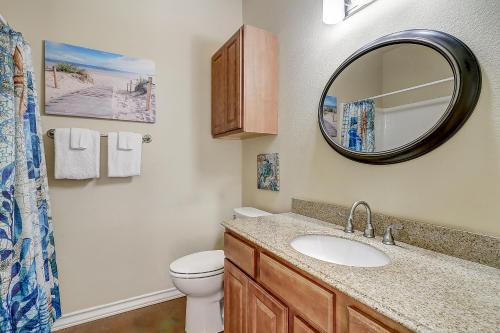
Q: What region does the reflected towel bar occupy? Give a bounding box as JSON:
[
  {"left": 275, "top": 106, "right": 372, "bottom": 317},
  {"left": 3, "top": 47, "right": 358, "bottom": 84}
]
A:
[{"left": 46, "top": 129, "right": 152, "bottom": 143}]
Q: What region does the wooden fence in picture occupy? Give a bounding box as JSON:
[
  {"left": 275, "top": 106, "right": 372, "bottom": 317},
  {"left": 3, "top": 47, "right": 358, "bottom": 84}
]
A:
[
  {"left": 44, "top": 65, "right": 58, "bottom": 88},
  {"left": 127, "top": 77, "right": 154, "bottom": 111},
  {"left": 146, "top": 77, "right": 153, "bottom": 111}
]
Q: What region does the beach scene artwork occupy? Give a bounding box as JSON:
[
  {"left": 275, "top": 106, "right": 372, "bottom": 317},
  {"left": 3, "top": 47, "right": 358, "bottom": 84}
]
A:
[{"left": 44, "top": 41, "right": 156, "bottom": 123}]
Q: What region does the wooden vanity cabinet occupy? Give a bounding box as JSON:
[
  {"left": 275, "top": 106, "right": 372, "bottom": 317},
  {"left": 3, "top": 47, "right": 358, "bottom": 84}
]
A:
[
  {"left": 346, "top": 307, "right": 394, "bottom": 333},
  {"left": 224, "top": 232, "right": 256, "bottom": 277},
  {"left": 211, "top": 25, "right": 278, "bottom": 138},
  {"left": 248, "top": 279, "right": 288, "bottom": 333},
  {"left": 225, "top": 259, "right": 288, "bottom": 333},
  {"left": 225, "top": 260, "right": 249, "bottom": 333},
  {"left": 224, "top": 231, "right": 413, "bottom": 333},
  {"left": 258, "top": 253, "right": 334, "bottom": 333}
]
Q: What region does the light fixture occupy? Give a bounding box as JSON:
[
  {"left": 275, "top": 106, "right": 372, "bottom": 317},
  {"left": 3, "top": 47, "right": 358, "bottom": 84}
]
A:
[
  {"left": 345, "top": 0, "right": 377, "bottom": 18},
  {"left": 323, "top": 0, "right": 345, "bottom": 25},
  {"left": 323, "top": 0, "right": 378, "bottom": 25}
]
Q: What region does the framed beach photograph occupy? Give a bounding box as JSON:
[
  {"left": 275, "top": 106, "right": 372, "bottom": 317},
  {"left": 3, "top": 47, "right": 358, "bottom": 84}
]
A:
[
  {"left": 44, "top": 41, "right": 156, "bottom": 123},
  {"left": 322, "top": 95, "right": 338, "bottom": 137}
]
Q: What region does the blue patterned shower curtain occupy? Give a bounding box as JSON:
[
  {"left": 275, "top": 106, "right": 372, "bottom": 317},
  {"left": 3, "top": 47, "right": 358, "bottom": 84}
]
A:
[
  {"left": 0, "top": 25, "right": 61, "bottom": 332},
  {"left": 341, "top": 100, "right": 375, "bottom": 152}
]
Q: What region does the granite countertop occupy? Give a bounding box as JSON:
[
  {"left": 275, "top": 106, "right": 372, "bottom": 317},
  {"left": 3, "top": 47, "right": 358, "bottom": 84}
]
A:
[{"left": 222, "top": 213, "right": 500, "bottom": 333}]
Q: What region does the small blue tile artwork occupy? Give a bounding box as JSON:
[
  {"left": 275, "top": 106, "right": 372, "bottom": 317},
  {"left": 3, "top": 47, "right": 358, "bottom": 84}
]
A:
[{"left": 257, "top": 153, "right": 279, "bottom": 191}]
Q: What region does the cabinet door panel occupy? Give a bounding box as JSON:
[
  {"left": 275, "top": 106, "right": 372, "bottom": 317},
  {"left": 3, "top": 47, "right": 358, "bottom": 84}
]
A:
[
  {"left": 225, "top": 30, "right": 242, "bottom": 132},
  {"left": 259, "top": 253, "right": 335, "bottom": 333},
  {"left": 348, "top": 306, "right": 394, "bottom": 333},
  {"left": 211, "top": 48, "right": 227, "bottom": 135},
  {"left": 224, "top": 259, "right": 248, "bottom": 333},
  {"left": 224, "top": 232, "right": 256, "bottom": 278},
  {"left": 293, "top": 316, "right": 318, "bottom": 333},
  {"left": 248, "top": 280, "right": 288, "bottom": 333}
]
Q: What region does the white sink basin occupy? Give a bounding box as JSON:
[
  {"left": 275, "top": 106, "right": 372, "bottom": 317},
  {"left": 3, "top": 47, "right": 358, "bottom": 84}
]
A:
[{"left": 290, "top": 234, "right": 390, "bottom": 267}]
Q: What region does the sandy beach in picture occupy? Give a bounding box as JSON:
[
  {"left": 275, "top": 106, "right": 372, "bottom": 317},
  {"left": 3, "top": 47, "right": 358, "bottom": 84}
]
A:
[{"left": 44, "top": 41, "right": 156, "bottom": 123}]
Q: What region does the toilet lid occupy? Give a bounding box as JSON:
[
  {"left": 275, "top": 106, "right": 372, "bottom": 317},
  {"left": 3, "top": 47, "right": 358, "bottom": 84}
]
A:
[
  {"left": 234, "top": 207, "right": 272, "bottom": 218},
  {"left": 170, "top": 250, "right": 224, "bottom": 275}
]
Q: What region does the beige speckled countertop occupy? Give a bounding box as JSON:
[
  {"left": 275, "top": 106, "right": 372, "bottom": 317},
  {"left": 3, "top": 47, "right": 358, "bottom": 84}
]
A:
[{"left": 222, "top": 213, "right": 500, "bottom": 333}]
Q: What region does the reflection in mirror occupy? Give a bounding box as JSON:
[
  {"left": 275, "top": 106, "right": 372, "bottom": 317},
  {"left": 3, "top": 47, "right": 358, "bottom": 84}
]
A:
[{"left": 322, "top": 44, "right": 454, "bottom": 153}]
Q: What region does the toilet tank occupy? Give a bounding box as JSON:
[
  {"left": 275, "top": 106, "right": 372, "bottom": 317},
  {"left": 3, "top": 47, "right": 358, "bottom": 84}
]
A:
[{"left": 233, "top": 207, "right": 272, "bottom": 219}]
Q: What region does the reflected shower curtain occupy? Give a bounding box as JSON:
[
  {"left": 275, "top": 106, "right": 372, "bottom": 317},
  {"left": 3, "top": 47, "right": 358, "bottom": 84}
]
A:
[
  {"left": 341, "top": 100, "right": 375, "bottom": 152},
  {"left": 0, "top": 25, "right": 61, "bottom": 332}
]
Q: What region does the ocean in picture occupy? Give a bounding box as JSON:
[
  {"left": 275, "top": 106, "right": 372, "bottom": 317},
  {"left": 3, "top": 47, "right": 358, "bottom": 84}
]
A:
[
  {"left": 44, "top": 40, "right": 156, "bottom": 123},
  {"left": 257, "top": 153, "right": 279, "bottom": 191}
]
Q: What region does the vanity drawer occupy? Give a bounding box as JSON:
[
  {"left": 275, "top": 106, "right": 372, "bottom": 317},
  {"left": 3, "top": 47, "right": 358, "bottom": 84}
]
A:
[
  {"left": 258, "top": 253, "right": 335, "bottom": 333},
  {"left": 224, "top": 232, "right": 256, "bottom": 277},
  {"left": 347, "top": 306, "right": 394, "bottom": 333}
]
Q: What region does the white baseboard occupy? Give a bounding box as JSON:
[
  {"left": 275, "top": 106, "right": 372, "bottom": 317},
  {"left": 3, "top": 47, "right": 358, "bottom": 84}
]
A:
[{"left": 52, "top": 288, "right": 184, "bottom": 331}]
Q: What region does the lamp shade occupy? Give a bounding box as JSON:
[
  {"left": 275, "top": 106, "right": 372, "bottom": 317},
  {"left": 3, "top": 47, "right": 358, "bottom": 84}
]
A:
[{"left": 323, "top": 0, "right": 345, "bottom": 24}]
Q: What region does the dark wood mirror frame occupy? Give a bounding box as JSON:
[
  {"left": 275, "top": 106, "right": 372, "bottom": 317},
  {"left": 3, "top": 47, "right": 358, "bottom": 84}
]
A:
[{"left": 318, "top": 29, "right": 481, "bottom": 164}]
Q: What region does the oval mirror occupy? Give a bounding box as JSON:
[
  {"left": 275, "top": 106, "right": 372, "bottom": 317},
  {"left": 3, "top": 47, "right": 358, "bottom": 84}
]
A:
[{"left": 319, "top": 30, "right": 481, "bottom": 164}]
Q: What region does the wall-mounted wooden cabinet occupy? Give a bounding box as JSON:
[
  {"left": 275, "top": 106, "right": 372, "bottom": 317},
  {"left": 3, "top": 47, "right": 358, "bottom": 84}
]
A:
[
  {"left": 224, "top": 231, "right": 413, "bottom": 333},
  {"left": 211, "top": 25, "right": 278, "bottom": 139}
]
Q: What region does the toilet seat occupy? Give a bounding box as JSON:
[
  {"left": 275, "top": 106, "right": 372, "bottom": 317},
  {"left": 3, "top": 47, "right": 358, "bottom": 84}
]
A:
[
  {"left": 170, "top": 267, "right": 224, "bottom": 279},
  {"left": 169, "top": 250, "right": 224, "bottom": 279}
]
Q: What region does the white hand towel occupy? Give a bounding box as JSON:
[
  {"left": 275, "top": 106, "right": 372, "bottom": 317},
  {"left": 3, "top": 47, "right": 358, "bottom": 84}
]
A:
[
  {"left": 108, "top": 132, "right": 142, "bottom": 177},
  {"left": 70, "top": 128, "right": 90, "bottom": 150},
  {"left": 118, "top": 132, "right": 134, "bottom": 150},
  {"left": 55, "top": 128, "right": 100, "bottom": 179}
]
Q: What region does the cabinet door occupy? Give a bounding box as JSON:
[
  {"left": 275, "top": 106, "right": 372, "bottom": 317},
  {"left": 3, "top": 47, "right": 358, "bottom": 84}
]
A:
[
  {"left": 225, "top": 29, "right": 242, "bottom": 132},
  {"left": 225, "top": 259, "right": 248, "bottom": 333},
  {"left": 259, "top": 253, "right": 335, "bottom": 333},
  {"left": 248, "top": 279, "right": 288, "bottom": 333},
  {"left": 293, "top": 315, "right": 319, "bottom": 333},
  {"left": 211, "top": 48, "right": 227, "bottom": 135},
  {"left": 347, "top": 306, "right": 394, "bottom": 333}
]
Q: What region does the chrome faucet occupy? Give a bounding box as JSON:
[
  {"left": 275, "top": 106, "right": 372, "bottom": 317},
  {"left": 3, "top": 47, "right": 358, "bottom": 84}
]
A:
[{"left": 345, "top": 201, "right": 374, "bottom": 238}]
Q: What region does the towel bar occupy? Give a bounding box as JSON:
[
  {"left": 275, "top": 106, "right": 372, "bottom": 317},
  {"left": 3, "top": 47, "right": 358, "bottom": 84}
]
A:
[{"left": 46, "top": 129, "right": 152, "bottom": 143}]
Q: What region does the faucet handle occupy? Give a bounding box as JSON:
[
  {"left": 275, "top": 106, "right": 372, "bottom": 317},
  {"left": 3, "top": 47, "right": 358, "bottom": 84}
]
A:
[{"left": 382, "top": 224, "right": 403, "bottom": 245}]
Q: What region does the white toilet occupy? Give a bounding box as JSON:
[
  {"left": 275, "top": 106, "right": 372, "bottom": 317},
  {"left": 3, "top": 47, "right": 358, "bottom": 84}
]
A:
[{"left": 169, "top": 207, "right": 271, "bottom": 333}]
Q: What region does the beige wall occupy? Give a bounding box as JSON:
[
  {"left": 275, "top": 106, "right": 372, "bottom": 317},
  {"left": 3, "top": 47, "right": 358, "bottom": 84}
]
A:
[
  {"left": 242, "top": 0, "right": 500, "bottom": 236},
  {"left": 0, "top": 0, "right": 243, "bottom": 313},
  {"left": 381, "top": 44, "right": 453, "bottom": 107}
]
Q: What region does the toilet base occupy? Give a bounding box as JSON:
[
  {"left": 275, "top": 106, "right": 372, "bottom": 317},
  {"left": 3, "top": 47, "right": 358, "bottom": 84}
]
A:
[{"left": 185, "top": 290, "right": 224, "bottom": 333}]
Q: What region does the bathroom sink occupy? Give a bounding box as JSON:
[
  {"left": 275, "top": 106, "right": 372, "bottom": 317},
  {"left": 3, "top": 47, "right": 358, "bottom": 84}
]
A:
[{"left": 290, "top": 234, "right": 390, "bottom": 267}]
